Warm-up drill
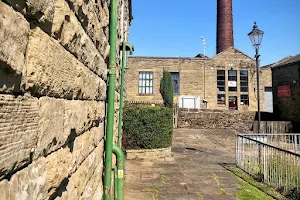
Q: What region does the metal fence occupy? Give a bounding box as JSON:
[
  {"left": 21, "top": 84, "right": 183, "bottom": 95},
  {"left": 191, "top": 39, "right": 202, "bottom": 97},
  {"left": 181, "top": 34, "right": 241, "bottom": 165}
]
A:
[{"left": 236, "top": 134, "right": 300, "bottom": 195}]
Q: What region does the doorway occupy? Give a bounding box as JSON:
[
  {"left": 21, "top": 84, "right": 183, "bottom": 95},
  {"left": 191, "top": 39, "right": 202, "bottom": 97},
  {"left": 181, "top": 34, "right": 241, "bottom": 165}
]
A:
[{"left": 229, "top": 96, "right": 238, "bottom": 110}]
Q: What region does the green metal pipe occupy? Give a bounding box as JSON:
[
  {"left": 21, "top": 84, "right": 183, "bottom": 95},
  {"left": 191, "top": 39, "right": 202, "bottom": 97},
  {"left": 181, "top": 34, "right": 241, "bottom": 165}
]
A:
[
  {"left": 112, "top": 166, "right": 118, "bottom": 200},
  {"left": 117, "top": 42, "right": 127, "bottom": 147},
  {"left": 104, "top": 0, "right": 117, "bottom": 199},
  {"left": 118, "top": 42, "right": 134, "bottom": 148},
  {"left": 113, "top": 145, "right": 125, "bottom": 200}
]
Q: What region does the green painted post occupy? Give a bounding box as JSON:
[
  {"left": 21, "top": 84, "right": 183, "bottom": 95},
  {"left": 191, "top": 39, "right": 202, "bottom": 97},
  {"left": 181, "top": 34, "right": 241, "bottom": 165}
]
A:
[{"left": 103, "top": 0, "right": 117, "bottom": 199}]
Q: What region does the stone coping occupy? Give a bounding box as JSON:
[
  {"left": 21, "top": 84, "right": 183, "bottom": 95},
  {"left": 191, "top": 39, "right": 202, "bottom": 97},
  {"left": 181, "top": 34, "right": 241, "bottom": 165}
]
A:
[{"left": 126, "top": 147, "right": 171, "bottom": 160}]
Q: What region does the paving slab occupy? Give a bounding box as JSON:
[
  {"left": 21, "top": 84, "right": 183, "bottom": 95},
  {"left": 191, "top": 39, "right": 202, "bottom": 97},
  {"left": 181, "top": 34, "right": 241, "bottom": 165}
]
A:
[{"left": 124, "top": 129, "right": 246, "bottom": 200}]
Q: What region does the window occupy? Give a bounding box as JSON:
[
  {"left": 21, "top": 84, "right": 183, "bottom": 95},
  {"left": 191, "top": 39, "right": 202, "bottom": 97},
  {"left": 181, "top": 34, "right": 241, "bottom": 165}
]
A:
[
  {"left": 170, "top": 72, "right": 180, "bottom": 95},
  {"left": 228, "top": 70, "right": 237, "bottom": 92},
  {"left": 240, "top": 70, "right": 249, "bottom": 92},
  {"left": 241, "top": 95, "right": 249, "bottom": 105},
  {"left": 217, "top": 70, "right": 225, "bottom": 92},
  {"left": 217, "top": 94, "right": 226, "bottom": 105},
  {"left": 139, "top": 72, "right": 153, "bottom": 94}
]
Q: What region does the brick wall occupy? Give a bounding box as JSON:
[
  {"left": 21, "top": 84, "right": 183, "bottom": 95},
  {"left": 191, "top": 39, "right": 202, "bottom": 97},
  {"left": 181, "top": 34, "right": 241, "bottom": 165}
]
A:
[
  {"left": 126, "top": 47, "right": 272, "bottom": 112},
  {"left": 0, "top": 0, "right": 131, "bottom": 199}
]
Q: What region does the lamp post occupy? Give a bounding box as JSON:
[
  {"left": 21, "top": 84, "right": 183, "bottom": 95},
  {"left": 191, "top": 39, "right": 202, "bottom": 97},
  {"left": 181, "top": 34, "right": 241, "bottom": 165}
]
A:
[{"left": 248, "top": 22, "right": 264, "bottom": 133}]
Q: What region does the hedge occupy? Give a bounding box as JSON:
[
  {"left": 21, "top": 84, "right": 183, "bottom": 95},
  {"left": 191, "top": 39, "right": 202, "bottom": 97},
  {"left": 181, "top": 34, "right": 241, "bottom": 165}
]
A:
[
  {"left": 160, "top": 71, "right": 174, "bottom": 108},
  {"left": 122, "top": 104, "right": 173, "bottom": 150}
]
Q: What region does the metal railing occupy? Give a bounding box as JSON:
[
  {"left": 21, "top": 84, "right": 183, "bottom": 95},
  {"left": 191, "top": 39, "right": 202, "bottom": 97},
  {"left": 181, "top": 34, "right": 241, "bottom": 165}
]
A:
[{"left": 237, "top": 134, "right": 300, "bottom": 195}]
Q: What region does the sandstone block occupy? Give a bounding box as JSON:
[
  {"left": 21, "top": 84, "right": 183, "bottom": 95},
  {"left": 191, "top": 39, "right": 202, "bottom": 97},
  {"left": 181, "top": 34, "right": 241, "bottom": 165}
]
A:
[
  {"left": 61, "top": 141, "right": 104, "bottom": 200},
  {"left": 35, "top": 97, "right": 64, "bottom": 158},
  {"left": 0, "top": 179, "right": 9, "bottom": 200},
  {"left": 45, "top": 130, "right": 104, "bottom": 198},
  {"left": 26, "top": 27, "right": 106, "bottom": 100},
  {"left": 0, "top": 95, "right": 39, "bottom": 180},
  {"left": 0, "top": 1, "right": 29, "bottom": 93},
  {"left": 80, "top": 154, "right": 104, "bottom": 200},
  {"left": 8, "top": 158, "right": 47, "bottom": 200},
  {"left": 5, "top": 0, "right": 55, "bottom": 33},
  {"left": 52, "top": 0, "right": 107, "bottom": 80},
  {"left": 35, "top": 97, "right": 105, "bottom": 158},
  {"left": 66, "top": 0, "right": 110, "bottom": 59}
]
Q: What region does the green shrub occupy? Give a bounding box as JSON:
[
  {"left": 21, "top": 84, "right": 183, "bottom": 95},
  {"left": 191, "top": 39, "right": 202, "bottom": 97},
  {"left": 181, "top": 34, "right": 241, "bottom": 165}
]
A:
[
  {"left": 160, "top": 71, "right": 174, "bottom": 108},
  {"left": 122, "top": 104, "right": 173, "bottom": 150}
]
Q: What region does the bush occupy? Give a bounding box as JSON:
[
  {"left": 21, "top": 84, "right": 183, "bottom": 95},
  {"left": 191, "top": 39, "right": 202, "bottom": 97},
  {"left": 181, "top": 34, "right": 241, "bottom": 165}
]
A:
[
  {"left": 122, "top": 104, "right": 173, "bottom": 150},
  {"left": 160, "top": 71, "right": 174, "bottom": 108}
]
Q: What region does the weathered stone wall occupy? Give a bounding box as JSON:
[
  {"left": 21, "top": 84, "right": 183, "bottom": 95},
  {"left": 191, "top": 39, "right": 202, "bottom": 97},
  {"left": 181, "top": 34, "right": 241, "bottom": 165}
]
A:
[
  {"left": 127, "top": 47, "right": 272, "bottom": 112},
  {"left": 0, "top": 0, "right": 131, "bottom": 199},
  {"left": 272, "top": 63, "right": 300, "bottom": 122},
  {"left": 177, "top": 109, "right": 255, "bottom": 132}
]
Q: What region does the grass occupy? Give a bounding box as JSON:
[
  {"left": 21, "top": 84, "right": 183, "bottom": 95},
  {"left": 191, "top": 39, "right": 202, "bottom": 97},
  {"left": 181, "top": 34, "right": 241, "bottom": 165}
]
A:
[
  {"left": 197, "top": 193, "right": 203, "bottom": 200},
  {"left": 236, "top": 182, "right": 274, "bottom": 200},
  {"left": 212, "top": 173, "right": 228, "bottom": 195},
  {"left": 222, "top": 164, "right": 287, "bottom": 200}
]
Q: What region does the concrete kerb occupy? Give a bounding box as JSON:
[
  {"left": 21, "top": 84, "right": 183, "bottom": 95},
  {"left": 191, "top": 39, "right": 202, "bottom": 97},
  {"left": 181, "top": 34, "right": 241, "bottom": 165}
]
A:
[{"left": 126, "top": 147, "right": 171, "bottom": 160}]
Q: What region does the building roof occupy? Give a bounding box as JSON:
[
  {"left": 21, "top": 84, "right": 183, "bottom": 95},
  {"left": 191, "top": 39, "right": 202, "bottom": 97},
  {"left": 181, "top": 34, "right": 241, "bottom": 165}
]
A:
[
  {"left": 129, "top": 47, "right": 254, "bottom": 61},
  {"left": 128, "top": 56, "right": 206, "bottom": 60},
  {"left": 212, "top": 46, "right": 255, "bottom": 61},
  {"left": 275, "top": 54, "right": 300, "bottom": 66},
  {"left": 269, "top": 54, "right": 300, "bottom": 69},
  {"left": 261, "top": 56, "right": 293, "bottom": 68}
]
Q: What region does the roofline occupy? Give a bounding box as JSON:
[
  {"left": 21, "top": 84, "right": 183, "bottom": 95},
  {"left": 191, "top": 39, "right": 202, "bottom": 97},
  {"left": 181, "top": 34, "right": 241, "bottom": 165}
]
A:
[
  {"left": 128, "top": 56, "right": 208, "bottom": 60},
  {"left": 271, "top": 60, "right": 300, "bottom": 70},
  {"left": 212, "top": 46, "right": 255, "bottom": 61}
]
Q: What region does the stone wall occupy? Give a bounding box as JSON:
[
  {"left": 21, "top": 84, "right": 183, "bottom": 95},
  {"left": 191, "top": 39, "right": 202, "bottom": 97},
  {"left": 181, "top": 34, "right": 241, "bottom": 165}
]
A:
[
  {"left": 126, "top": 47, "right": 272, "bottom": 112},
  {"left": 0, "top": 0, "right": 131, "bottom": 199},
  {"left": 272, "top": 63, "right": 300, "bottom": 122},
  {"left": 177, "top": 109, "right": 255, "bottom": 132}
]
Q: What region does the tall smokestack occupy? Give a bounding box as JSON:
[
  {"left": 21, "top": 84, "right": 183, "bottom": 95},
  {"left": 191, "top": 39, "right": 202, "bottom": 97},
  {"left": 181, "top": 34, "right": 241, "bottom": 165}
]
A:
[{"left": 217, "top": 0, "right": 234, "bottom": 54}]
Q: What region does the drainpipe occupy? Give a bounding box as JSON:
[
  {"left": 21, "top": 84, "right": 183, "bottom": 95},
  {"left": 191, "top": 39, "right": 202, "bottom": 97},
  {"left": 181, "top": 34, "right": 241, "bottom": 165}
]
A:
[
  {"left": 112, "top": 166, "right": 118, "bottom": 200},
  {"left": 103, "top": 0, "right": 117, "bottom": 199},
  {"left": 117, "top": 42, "right": 134, "bottom": 147},
  {"left": 112, "top": 145, "right": 125, "bottom": 200}
]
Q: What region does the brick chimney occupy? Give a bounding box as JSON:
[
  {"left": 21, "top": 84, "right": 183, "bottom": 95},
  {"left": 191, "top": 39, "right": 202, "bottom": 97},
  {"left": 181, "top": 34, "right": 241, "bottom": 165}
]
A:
[{"left": 216, "top": 0, "right": 234, "bottom": 54}]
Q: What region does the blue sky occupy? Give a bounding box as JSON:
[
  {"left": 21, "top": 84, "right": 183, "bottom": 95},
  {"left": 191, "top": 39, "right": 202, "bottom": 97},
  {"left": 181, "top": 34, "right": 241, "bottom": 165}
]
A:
[{"left": 129, "top": 0, "right": 300, "bottom": 66}]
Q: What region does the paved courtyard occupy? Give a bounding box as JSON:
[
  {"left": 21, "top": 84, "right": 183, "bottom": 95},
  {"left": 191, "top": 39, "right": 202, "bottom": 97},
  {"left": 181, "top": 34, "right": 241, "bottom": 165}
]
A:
[{"left": 124, "top": 128, "right": 246, "bottom": 200}]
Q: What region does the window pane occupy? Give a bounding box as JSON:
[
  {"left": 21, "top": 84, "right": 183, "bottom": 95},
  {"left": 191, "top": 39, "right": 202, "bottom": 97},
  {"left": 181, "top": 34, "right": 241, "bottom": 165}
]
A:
[
  {"left": 217, "top": 81, "right": 225, "bottom": 86},
  {"left": 217, "top": 94, "right": 226, "bottom": 104},
  {"left": 241, "top": 82, "right": 248, "bottom": 86},
  {"left": 229, "top": 87, "right": 237, "bottom": 92},
  {"left": 228, "top": 70, "right": 237, "bottom": 76},
  {"left": 241, "top": 87, "right": 248, "bottom": 92},
  {"left": 139, "top": 72, "right": 153, "bottom": 94},
  {"left": 240, "top": 76, "right": 248, "bottom": 81},
  {"left": 240, "top": 70, "right": 248, "bottom": 76},
  {"left": 241, "top": 95, "right": 249, "bottom": 105},
  {"left": 217, "top": 76, "right": 225, "bottom": 80},
  {"left": 171, "top": 72, "right": 180, "bottom": 95},
  {"left": 217, "top": 70, "right": 225, "bottom": 75},
  {"left": 229, "top": 77, "right": 237, "bottom": 81},
  {"left": 218, "top": 87, "right": 225, "bottom": 92},
  {"left": 149, "top": 87, "right": 153, "bottom": 94}
]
